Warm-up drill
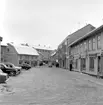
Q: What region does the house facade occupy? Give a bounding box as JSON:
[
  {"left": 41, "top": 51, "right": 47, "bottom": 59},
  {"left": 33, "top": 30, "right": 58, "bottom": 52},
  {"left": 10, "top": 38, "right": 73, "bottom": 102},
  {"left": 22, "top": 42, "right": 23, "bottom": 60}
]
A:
[
  {"left": 58, "top": 39, "right": 69, "bottom": 69},
  {"left": 1, "top": 44, "right": 7, "bottom": 63},
  {"left": 58, "top": 24, "right": 95, "bottom": 70},
  {"left": 0, "top": 36, "right": 3, "bottom": 62},
  {"left": 50, "top": 50, "right": 58, "bottom": 66},
  {"left": 5, "top": 43, "right": 39, "bottom": 66},
  {"left": 69, "top": 25, "right": 103, "bottom": 76},
  {"left": 33, "top": 45, "right": 53, "bottom": 63}
]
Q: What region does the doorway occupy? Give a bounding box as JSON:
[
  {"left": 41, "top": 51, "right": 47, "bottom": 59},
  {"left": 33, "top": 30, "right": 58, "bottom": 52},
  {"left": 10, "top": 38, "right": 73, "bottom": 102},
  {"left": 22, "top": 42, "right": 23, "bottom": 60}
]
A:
[{"left": 98, "top": 56, "right": 101, "bottom": 76}]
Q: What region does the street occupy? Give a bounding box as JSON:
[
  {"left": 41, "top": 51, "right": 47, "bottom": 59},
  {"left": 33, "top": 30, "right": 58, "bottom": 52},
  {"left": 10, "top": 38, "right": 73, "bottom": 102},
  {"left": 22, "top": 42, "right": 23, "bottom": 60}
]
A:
[{"left": 0, "top": 67, "right": 103, "bottom": 105}]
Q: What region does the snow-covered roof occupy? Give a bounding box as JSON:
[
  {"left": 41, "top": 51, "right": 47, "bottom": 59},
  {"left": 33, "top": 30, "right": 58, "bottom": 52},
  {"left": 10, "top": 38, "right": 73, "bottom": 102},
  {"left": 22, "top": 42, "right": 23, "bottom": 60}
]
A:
[
  {"left": 50, "top": 50, "right": 57, "bottom": 56},
  {"left": 33, "top": 45, "right": 53, "bottom": 50},
  {"left": 51, "top": 51, "right": 56, "bottom": 56},
  {"left": 1, "top": 42, "right": 7, "bottom": 46},
  {"left": 8, "top": 43, "right": 39, "bottom": 56}
]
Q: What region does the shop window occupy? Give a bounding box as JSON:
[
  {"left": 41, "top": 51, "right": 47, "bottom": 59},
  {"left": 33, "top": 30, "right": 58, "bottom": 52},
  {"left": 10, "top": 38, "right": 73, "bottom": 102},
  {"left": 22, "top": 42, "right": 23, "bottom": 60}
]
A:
[
  {"left": 81, "top": 58, "right": 86, "bottom": 70},
  {"left": 75, "top": 59, "right": 78, "bottom": 69},
  {"left": 89, "top": 57, "right": 94, "bottom": 71}
]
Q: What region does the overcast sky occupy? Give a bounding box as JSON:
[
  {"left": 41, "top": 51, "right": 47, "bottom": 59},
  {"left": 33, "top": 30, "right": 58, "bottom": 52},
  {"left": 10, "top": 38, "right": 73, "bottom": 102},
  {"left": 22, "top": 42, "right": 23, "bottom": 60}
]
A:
[{"left": 1, "top": 0, "right": 103, "bottom": 49}]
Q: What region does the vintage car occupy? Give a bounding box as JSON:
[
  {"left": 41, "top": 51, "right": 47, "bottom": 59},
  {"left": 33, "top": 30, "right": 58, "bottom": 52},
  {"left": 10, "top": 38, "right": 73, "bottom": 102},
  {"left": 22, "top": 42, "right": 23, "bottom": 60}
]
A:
[
  {"left": 21, "top": 63, "right": 31, "bottom": 70},
  {"left": 0, "top": 63, "right": 19, "bottom": 76},
  {"left": 0, "top": 69, "right": 9, "bottom": 83},
  {"left": 5, "top": 62, "right": 21, "bottom": 74}
]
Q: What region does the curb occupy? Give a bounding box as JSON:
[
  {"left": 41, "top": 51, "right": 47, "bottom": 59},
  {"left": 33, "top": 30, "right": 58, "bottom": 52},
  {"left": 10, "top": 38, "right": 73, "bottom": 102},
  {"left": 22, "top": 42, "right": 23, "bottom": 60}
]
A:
[{"left": 87, "top": 79, "right": 103, "bottom": 86}]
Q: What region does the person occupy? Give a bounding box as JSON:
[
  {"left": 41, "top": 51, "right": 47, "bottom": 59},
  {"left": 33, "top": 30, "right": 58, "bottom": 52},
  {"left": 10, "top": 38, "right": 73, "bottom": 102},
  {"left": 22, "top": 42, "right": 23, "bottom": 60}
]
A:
[{"left": 70, "top": 63, "right": 72, "bottom": 71}]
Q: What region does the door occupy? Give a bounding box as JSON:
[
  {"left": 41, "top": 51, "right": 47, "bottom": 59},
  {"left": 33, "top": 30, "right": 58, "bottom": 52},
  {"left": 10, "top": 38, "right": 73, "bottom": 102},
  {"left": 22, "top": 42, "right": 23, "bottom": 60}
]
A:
[{"left": 98, "top": 56, "right": 101, "bottom": 76}]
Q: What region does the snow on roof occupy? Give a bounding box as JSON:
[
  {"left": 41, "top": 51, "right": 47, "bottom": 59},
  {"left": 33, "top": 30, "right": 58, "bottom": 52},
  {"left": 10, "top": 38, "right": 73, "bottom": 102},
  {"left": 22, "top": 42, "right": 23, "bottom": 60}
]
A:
[
  {"left": 51, "top": 51, "right": 56, "bottom": 56},
  {"left": 33, "top": 45, "right": 53, "bottom": 50},
  {"left": 50, "top": 50, "right": 57, "bottom": 56},
  {"left": 9, "top": 43, "right": 39, "bottom": 56},
  {"left": 69, "top": 24, "right": 103, "bottom": 47},
  {"left": 1, "top": 42, "right": 7, "bottom": 46}
]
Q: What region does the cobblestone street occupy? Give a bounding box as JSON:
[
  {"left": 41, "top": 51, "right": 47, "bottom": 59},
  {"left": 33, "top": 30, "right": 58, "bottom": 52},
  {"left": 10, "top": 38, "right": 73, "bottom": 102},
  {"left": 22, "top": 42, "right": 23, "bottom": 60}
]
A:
[{"left": 0, "top": 67, "right": 103, "bottom": 105}]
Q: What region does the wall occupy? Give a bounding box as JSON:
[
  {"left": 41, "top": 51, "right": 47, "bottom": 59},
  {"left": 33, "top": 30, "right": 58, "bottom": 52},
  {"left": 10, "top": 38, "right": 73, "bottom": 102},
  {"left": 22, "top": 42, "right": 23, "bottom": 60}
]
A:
[{"left": 5, "top": 44, "right": 19, "bottom": 66}]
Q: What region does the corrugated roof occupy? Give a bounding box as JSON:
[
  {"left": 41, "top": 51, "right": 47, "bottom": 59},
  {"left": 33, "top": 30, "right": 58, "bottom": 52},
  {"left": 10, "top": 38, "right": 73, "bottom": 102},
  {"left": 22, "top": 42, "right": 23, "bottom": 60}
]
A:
[{"left": 8, "top": 43, "right": 39, "bottom": 56}]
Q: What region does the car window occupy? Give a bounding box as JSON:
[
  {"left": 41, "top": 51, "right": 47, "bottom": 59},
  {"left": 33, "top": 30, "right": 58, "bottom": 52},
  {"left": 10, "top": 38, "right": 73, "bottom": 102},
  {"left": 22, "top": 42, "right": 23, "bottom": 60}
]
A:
[{"left": 6, "top": 64, "right": 13, "bottom": 68}]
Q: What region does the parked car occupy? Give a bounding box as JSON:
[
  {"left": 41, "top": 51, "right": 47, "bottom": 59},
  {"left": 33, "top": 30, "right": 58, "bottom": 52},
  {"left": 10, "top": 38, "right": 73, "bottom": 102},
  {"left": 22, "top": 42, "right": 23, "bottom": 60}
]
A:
[
  {"left": 0, "top": 63, "right": 19, "bottom": 76},
  {"left": 5, "top": 62, "right": 21, "bottom": 74},
  {"left": 21, "top": 63, "right": 31, "bottom": 70},
  {"left": 39, "top": 62, "right": 43, "bottom": 66},
  {"left": 0, "top": 69, "right": 9, "bottom": 83}
]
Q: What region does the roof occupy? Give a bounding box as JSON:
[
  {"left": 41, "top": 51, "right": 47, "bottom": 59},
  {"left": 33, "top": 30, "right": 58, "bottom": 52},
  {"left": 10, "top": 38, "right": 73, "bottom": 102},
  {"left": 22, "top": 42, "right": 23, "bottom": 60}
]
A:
[
  {"left": 8, "top": 43, "right": 39, "bottom": 56},
  {"left": 33, "top": 45, "right": 53, "bottom": 50},
  {"left": 69, "top": 24, "right": 103, "bottom": 47},
  {"left": 50, "top": 50, "right": 57, "bottom": 56},
  {"left": 58, "top": 24, "right": 95, "bottom": 47},
  {"left": 1, "top": 42, "right": 7, "bottom": 46},
  {"left": 51, "top": 51, "right": 56, "bottom": 56}
]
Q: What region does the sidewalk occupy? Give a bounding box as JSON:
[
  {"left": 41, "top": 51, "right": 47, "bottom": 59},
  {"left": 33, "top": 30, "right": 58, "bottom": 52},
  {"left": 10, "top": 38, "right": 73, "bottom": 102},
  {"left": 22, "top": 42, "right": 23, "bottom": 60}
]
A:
[{"left": 71, "top": 70, "right": 103, "bottom": 86}]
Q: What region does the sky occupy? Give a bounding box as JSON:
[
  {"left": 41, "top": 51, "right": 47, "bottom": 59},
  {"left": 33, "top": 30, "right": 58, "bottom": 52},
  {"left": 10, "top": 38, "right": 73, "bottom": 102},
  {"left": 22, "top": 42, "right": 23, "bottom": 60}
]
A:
[{"left": 1, "top": 0, "right": 103, "bottom": 49}]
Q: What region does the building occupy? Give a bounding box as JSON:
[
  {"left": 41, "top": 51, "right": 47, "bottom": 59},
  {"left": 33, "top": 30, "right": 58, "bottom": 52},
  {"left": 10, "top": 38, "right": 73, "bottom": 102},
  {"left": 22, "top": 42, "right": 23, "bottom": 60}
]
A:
[
  {"left": 5, "top": 43, "right": 39, "bottom": 66},
  {"left": 0, "top": 36, "right": 3, "bottom": 62},
  {"left": 50, "top": 50, "right": 58, "bottom": 66},
  {"left": 69, "top": 24, "right": 103, "bottom": 76},
  {"left": 33, "top": 45, "right": 53, "bottom": 63},
  {"left": 1, "top": 43, "right": 7, "bottom": 63},
  {"left": 57, "top": 24, "right": 95, "bottom": 69}
]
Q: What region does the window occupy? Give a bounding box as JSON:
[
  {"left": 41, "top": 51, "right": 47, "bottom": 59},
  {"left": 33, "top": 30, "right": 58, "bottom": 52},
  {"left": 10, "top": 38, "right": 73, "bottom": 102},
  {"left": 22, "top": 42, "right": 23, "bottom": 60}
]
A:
[
  {"left": 7, "top": 48, "right": 9, "bottom": 52},
  {"left": 89, "top": 57, "right": 95, "bottom": 71},
  {"left": 75, "top": 59, "right": 78, "bottom": 69},
  {"left": 1, "top": 50, "right": 3, "bottom": 54},
  {"left": 92, "top": 38, "right": 96, "bottom": 50},
  {"left": 88, "top": 40, "right": 92, "bottom": 51},
  {"left": 20, "top": 55, "right": 22, "bottom": 59},
  {"left": 1, "top": 58, "right": 3, "bottom": 62},
  {"left": 81, "top": 58, "right": 86, "bottom": 70},
  {"left": 84, "top": 42, "right": 86, "bottom": 51},
  {"left": 78, "top": 45, "right": 80, "bottom": 54},
  {"left": 65, "top": 41, "right": 67, "bottom": 45},
  {"left": 97, "top": 35, "right": 101, "bottom": 49},
  {"left": 80, "top": 44, "right": 83, "bottom": 52},
  {"left": 82, "top": 43, "right": 84, "bottom": 52},
  {"left": 19, "top": 60, "right": 23, "bottom": 65}
]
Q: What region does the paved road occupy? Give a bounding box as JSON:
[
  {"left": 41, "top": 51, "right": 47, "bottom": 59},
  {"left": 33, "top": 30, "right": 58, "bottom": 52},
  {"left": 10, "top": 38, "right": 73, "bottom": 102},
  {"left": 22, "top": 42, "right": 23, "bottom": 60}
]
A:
[{"left": 0, "top": 67, "right": 103, "bottom": 105}]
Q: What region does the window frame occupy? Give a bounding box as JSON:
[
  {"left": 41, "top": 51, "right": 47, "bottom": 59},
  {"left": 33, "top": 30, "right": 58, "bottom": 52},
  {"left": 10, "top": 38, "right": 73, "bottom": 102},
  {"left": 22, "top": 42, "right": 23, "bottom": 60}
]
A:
[
  {"left": 92, "top": 37, "right": 96, "bottom": 50},
  {"left": 97, "top": 34, "right": 101, "bottom": 49},
  {"left": 89, "top": 57, "right": 95, "bottom": 71},
  {"left": 88, "top": 39, "right": 92, "bottom": 51}
]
